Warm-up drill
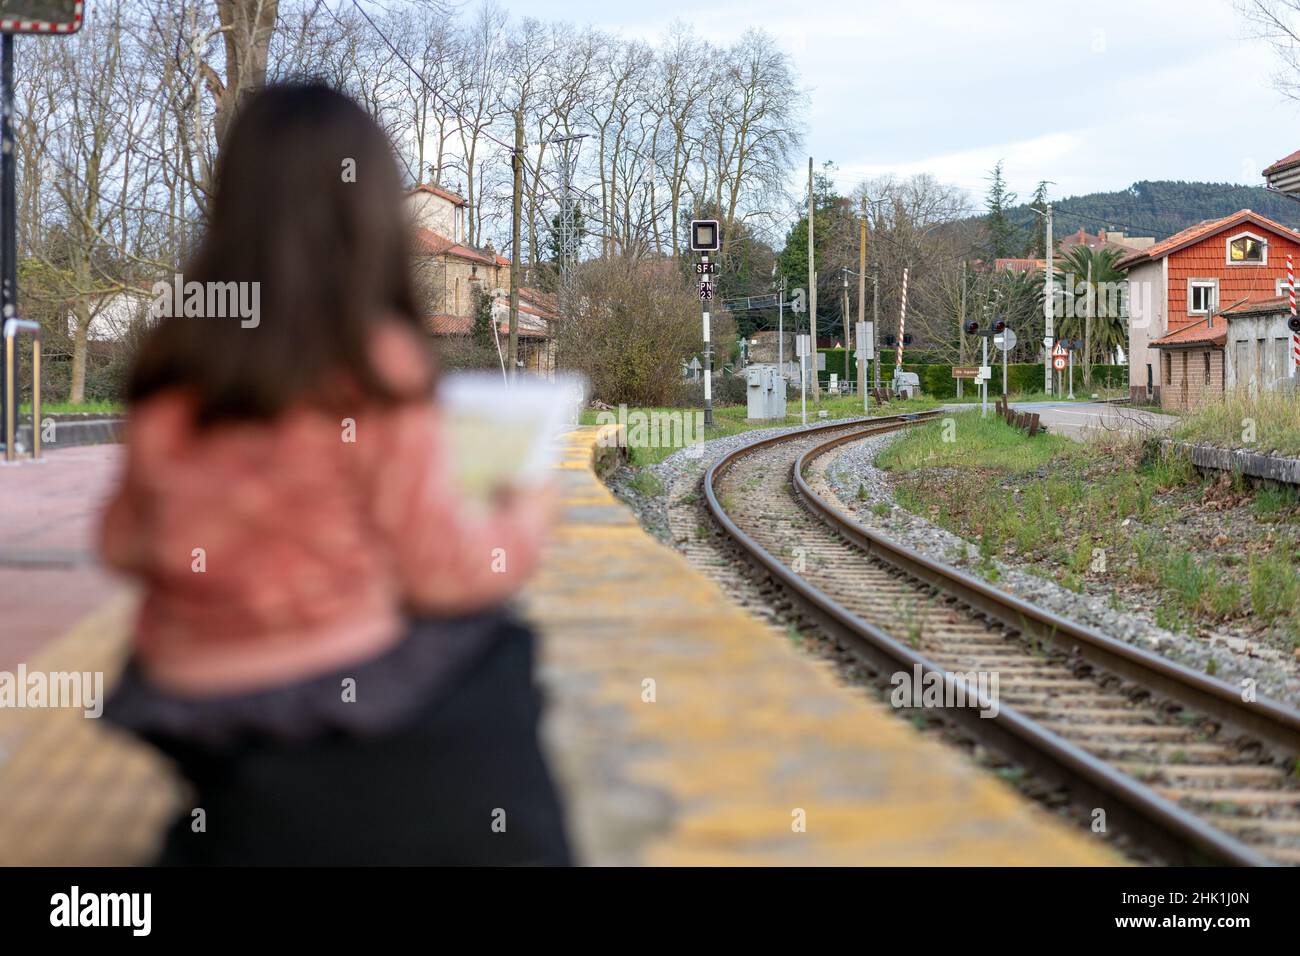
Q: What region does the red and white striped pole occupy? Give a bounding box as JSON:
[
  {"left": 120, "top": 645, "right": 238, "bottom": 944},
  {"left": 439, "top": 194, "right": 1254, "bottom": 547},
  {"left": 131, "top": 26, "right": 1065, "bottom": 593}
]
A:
[
  {"left": 1289, "top": 253, "right": 1298, "bottom": 377},
  {"left": 896, "top": 267, "right": 908, "bottom": 370}
]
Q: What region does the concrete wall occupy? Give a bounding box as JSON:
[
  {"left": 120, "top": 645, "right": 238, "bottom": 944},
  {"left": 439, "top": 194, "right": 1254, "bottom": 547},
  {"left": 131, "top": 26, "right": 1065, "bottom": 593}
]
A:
[
  {"left": 407, "top": 191, "right": 462, "bottom": 243},
  {"left": 1126, "top": 259, "right": 1165, "bottom": 401},
  {"left": 1226, "top": 312, "right": 1295, "bottom": 394}
]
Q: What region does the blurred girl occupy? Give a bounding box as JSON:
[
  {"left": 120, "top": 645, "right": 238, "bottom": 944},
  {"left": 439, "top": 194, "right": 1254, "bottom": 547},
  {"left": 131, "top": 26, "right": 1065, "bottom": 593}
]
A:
[{"left": 99, "top": 83, "right": 569, "bottom": 865}]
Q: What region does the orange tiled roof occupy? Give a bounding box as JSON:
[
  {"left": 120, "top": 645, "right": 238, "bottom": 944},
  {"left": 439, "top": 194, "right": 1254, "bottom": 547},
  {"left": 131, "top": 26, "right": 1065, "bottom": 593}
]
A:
[
  {"left": 1115, "top": 209, "right": 1300, "bottom": 270},
  {"left": 1149, "top": 318, "right": 1226, "bottom": 348},
  {"left": 1222, "top": 295, "right": 1294, "bottom": 317},
  {"left": 426, "top": 314, "right": 472, "bottom": 335},
  {"left": 1263, "top": 150, "right": 1300, "bottom": 177},
  {"left": 412, "top": 228, "right": 501, "bottom": 267},
  {"left": 519, "top": 286, "right": 559, "bottom": 319},
  {"left": 994, "top": 257, "right": 1046, "bottom": 272},
  {"left": 425, "top": 309, "right": 551, "bottom": 339}
]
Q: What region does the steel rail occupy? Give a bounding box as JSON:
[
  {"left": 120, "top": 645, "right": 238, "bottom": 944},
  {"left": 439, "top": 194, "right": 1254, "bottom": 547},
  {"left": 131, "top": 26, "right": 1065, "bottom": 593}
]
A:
[{"left": 703, "top": 416, "right": 1297, "bottom": 866}]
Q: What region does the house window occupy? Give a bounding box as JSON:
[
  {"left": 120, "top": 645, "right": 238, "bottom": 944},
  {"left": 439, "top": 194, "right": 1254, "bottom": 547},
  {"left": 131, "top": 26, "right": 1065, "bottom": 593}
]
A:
[
  {"left": 1188, "top": 280, "right": 1217, "bottom": 315},
  {"left": 1277, "top": 278, "right": 1297, "bottom": 297},
  {"left": 1227, "top": 232, "right": 1266, "bottom": 264}
]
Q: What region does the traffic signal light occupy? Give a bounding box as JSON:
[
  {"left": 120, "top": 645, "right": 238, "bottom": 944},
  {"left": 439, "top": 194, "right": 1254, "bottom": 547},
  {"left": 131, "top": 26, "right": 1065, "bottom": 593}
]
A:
[
  {"left": 1289, "top": 316, "right": 1300, "bottom": 334},
  {"left": 964, "top": 320, "right": 980, "bottom": 335},
  {"left": 883, "top": 334, "right": 897, "bottom": 347},
  {"left": 992, "top": 320, "right": 1006, "bottom": 334},
  {"left": 902, "top": 334, "right": 913, "bottom": 345}
]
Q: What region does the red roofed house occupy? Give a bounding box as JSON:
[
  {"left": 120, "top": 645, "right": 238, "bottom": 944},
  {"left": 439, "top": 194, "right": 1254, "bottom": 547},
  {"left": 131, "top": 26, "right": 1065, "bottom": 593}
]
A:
[
  {"left": 407, "top": 184, "right": 559, "bottom": 376},
  {"left": 993, "top": 257, "right": 1046, "bottom": 274},
  {"left": 1115, "top": 209, "right": 1300, "bottom": 409},
  {"left": 1264, "top": 149, "right": 1300, "bottom": 198},
  {"left": 1057, "top": 228, "right": 1154, "bottom": 256}
]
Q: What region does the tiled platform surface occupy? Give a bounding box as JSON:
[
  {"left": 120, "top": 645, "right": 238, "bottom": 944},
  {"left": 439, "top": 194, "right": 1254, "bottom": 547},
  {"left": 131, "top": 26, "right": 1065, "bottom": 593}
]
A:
[
  {"left": 528, "top": 428, "right": 1115, "bottom": 864},
  {"left": 0, "top": 429, "right": 1117, "bottom": 865}
]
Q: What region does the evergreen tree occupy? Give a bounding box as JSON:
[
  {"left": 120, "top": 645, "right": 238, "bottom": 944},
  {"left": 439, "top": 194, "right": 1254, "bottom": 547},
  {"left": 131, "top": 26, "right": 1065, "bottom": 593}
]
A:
[
  {"left": 984, "top": 160, "right": 1019, "bottom": 259},
  {"left": 1024, "top": 180, "right": 1050, "bottom": 257},
  {"left": 471, "top": 288, "right": 495, "bottom": 351}
]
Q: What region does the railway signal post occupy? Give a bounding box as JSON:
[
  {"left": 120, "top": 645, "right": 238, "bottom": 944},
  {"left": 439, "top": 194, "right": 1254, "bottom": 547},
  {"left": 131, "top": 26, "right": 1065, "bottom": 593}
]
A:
[
  {"left": 966, "top": 318, "right": 1005, "bottom": 417},
  {"left": 692, "top": 219, "right": 720, "bottom": 426},
  {"left": 994, "top": 326, "right": 1016, "bottom": 399}
]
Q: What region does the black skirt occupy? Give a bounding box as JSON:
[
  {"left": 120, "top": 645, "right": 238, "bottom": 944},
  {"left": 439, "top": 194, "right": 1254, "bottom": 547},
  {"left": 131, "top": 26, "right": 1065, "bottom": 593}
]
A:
[{"left": 108, "top": 614, "right": 572, "bottom": 866}]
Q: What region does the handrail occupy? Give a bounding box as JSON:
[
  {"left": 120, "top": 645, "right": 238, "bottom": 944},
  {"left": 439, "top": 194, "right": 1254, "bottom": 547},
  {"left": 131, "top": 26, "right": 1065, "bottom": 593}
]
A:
[{"left": 4, "top": 317, "right": 41, "bottom": 462}]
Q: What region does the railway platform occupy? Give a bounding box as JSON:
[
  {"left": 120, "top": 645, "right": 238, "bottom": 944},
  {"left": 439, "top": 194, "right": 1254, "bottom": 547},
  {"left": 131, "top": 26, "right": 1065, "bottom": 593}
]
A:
[{"left": 0, "top": 427, "right": 1118, "bottom": 866}]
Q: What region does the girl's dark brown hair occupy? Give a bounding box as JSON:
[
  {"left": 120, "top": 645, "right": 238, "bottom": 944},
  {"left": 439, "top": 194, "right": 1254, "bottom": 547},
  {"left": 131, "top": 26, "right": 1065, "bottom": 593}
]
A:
[{"left": 129, "top": 82, "right": 431, "bottom": 425}]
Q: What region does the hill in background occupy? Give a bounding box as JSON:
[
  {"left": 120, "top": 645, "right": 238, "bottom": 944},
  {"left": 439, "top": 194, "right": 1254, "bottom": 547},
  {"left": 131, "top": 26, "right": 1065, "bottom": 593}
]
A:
[{"left": 1008, "top": 180, "right": 1300, "bottom": 243}]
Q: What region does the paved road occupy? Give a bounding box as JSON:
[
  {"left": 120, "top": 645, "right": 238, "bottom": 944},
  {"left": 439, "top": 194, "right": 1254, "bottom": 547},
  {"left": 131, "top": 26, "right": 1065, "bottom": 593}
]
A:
[{"left": 943, "top": 400, "right": 1177, "bottom": 441}]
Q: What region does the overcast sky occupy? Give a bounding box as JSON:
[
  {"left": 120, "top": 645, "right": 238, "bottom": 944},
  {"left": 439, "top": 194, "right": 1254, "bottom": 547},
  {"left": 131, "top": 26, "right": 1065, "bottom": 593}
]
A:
[{"left": 498, "top": 0, "right": 1300, "bottom": 208}]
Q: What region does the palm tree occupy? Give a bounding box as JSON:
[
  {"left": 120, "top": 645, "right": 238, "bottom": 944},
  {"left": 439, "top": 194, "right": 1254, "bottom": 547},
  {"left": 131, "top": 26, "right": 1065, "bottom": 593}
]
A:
[{"left": 1055, "top": 246, "right": 1127, "bottom": 385}]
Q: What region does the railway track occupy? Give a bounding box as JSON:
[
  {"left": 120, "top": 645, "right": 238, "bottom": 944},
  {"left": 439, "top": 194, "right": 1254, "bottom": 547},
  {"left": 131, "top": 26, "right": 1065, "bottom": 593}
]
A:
[{"left": 702, "top": 412, "right": 1300, "bottom": 866}]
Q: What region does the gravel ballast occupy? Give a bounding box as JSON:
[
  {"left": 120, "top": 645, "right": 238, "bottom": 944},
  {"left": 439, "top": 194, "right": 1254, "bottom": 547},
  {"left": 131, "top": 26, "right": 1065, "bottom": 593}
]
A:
[
  {"left": 607, "top": 416, "right": 1300, "bottom": 707},
  {"left": 823, "top": 433, "right": 1300, "bottom": 706}
]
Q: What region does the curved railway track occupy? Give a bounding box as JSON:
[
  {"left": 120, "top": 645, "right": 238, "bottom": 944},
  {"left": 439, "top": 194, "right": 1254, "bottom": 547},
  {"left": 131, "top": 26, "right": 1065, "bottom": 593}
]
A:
[{"left": 702, "top": 413, "right": 1300, "bottom": 866}]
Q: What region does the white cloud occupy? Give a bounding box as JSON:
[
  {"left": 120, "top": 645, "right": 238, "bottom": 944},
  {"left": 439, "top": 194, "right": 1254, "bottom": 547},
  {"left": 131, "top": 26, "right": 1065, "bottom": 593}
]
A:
[{"left": 501, "top": 0, "right": 1300, "bottom": 204}]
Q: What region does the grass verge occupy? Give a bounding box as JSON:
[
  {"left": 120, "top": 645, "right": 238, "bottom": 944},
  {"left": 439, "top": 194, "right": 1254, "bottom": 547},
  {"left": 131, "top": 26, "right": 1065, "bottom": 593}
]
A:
[
  {"left": 883, "top": 414, "right": 1300, "bottom": 651},
  {"left": 1172, "top": 389, "right": 1300, "bottom": 457}
]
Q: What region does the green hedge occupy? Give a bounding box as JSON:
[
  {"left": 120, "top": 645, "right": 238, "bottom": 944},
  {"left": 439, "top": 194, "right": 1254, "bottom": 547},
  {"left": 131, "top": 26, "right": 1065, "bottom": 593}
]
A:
[{"left": 813, "top": 355, "right": 1127, "bottom": 398}]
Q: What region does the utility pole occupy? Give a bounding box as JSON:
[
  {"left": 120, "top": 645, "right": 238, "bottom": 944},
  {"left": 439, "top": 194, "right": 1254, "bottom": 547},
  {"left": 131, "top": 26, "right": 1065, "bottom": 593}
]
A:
[
  {"left": 1043, "top": 203, "right": 1053, "bottom": 396},
  {"left": 777, "top": 276, "right": 785, "bottom": 371},
  {"left": 807, "top": 157, "right": 819, "bottom": 397},
  {"left": 1084, "top": 257, "right": 1093, "bottom": 391},
  {"left": 0, "top": 35, "right": 14, "bottom": 443},
  {"left": 872, "top": 269, "right": 880, "bottom": 388},
  {"left": 841, "top": 269, "right": 850, "bottom": 393},
  {"left": 957, "top": 260, "right": 966, "bottom": 399},
  {"left": 508, "top": 110, "right": 523, "bottom": 381},
  {"left": 857, "top": 206, "right": 867, "bottom": 402}
]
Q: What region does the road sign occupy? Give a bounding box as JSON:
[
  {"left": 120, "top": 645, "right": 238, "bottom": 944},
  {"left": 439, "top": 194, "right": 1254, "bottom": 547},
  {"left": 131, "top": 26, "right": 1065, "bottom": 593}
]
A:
[
  {"left": 952, "top": 366, "right": 979, "bottom": 379},
  {"left": 1052, "top": 342, "right": 1068, "bottom": 358},
  {"left": 0, "top": 1, "right": 83, "bottom": 33},
  {"left": 1052, "top": 355, "right": 1066, "bottom": 371},
  {"left": 975, "top": 366, "right": 992, "bottom": 383},
  {"left": 856, "top": 321, "right": 874, "bottom": 360},
  {"left": 993, "top": 328, "right": 1017, "bottom": 351},
  {"left": 796, "top": 333, "right": 810, "bottom": 357},
  {"left": 694, "top": 261, "right": 715, "bottom": 275},
  {"left": 699, "top": 282, "right": 713, "bottom": 302}
]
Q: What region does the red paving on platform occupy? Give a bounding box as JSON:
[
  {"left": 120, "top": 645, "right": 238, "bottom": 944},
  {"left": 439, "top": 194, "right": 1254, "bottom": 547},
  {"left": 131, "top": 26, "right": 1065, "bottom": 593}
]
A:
[{"left": 0, "top": 446, "right": 129, "bottom": 670}]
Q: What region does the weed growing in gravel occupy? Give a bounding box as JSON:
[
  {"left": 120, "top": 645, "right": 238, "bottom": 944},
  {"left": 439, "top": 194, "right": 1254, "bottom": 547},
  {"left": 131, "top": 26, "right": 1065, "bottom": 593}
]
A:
[
  {"left": 629, "top": 470, "right": 664, "bottom": 497},
  {"left": 1253, "top": 485, "right": 1299, "bottom": 517}
]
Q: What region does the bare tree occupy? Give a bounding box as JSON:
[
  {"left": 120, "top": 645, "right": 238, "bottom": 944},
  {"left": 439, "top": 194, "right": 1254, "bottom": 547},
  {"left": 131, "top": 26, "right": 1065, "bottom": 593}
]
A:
[{"left": 1238, "top": 1, "right": 1300, "bottom": 100}]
